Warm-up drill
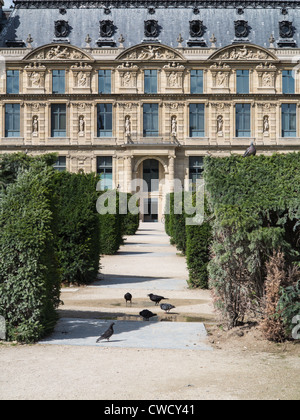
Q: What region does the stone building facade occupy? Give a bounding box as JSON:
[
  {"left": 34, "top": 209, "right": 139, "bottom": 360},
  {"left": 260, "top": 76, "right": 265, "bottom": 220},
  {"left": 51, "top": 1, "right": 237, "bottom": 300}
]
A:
[{"left": 1, "top": 0, "right": 300, "bottom": 220}]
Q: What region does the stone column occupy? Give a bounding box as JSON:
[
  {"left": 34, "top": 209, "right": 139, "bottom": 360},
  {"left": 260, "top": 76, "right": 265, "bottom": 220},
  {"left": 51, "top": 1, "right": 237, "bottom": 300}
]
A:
[
  {"left": 168, "top": 155, "right": 175, "bottom": 193},
  {"left": 126, "top": 156, "right": 133, "bottom": 193}
]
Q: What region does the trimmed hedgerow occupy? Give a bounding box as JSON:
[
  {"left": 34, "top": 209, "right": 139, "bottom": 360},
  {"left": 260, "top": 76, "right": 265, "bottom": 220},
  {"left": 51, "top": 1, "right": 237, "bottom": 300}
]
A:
[
  {"left": 0, "top": 163, "right": 61, "bottom": 343},
  {"left": 98, "top": 190, "right": 124, "bottom": 255},
  {"left": 186, "top": 196, "right": 212, "bottom": 289},
  {"left": 205, "top": 153, "right": 300, "bottom": 330},
  {"left": 121, "top": 192, "right": 140, "bottom": 236},
  {"left": 53, "top": 171, "right": 101, "bottom": 285}
]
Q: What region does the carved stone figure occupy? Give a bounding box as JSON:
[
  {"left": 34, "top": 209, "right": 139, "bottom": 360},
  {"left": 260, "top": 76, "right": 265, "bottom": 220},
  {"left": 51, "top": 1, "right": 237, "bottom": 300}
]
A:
[
  {"left": 168, "top": 71, "right": 178, "bottom": 87},
  {"left": 263, "top": 115, "right": 270, "bottom": 133},
  {"left": 171, "top": 116, "right": 177, "bottom": 137},
  {"left": 32, "top": 115, "right": 39, "bottom": 135},
  {"left": 125, "top": 115, "right": 131, "bottom": 137},
  {"left": 217, "top": 115, "right": 223, "bottom": 133},
  {"left": 79, "top": 115, "right": 85, "bottom": 135},
  {"left": 30, "top": 71, "right": 42, "bottom": 88}
]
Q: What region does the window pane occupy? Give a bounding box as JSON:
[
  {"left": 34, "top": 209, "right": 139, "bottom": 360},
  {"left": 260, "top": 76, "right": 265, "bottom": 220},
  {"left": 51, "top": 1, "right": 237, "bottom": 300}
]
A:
[
  {"left": 7, "top": 70, "right": 19, "bottom": 94},
  {"left": 189, "top": 104, "right": 205, "bottom": 137},
  {"left": 53, "top": 156, "right": 67, "bottom": 171},
  {"left": 97, "top": 104, "right": 113, "bottom": 137},
  {"left": 236, "top": 103, "right": 251, "bottom": 137},
  {"left": 282, "top": 70, "right": 295, "bottom": 94},
  {"left": 190, "top": 70, "right": 203, "bottom": 94},
  {"left": 236, "top": 70, "right": 249, "bottom": 94},
  {"left": 99, "top": 70, "right": 111, "bottom": 94},
  {"left": 144, "top": 70, "right": 157, "bottom": 94},
  {"left": 282, "top": 103, "right": 297, "bottom": 137},
  {"left": 97, "top": 156, "right": 113, "bottom": 190},
  {"left": 143, "top": 103, "right": 159, "bottom": 137},
  {"left": 52, "top": 70, "right": 65, "bottom": 94},
  {"left": 51, "top": 104, "right": 66, "bottom": 137},
  {"left": 5, "top": 104, "right": 20, "bottom": 137}
]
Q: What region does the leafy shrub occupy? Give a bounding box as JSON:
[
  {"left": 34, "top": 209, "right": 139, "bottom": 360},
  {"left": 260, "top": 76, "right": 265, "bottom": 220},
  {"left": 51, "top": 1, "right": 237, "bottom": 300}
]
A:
[
  {"left": 53, "top": 171, "right": 101, "bottom": 285},
  {"left": 98, "top": 190, "right": 124, "bottom": 255},
  {"left": 206, "top": 153, "right": 300, "bottom": 329},
  {"left": 0, "top": 163, "right": 61, "bottom": 343},
  {"left": 260, "top": 251, "right": 300, "bottom": 342},
  {"left": 121, "top": 193, "right": 140, "bottom": 236}
]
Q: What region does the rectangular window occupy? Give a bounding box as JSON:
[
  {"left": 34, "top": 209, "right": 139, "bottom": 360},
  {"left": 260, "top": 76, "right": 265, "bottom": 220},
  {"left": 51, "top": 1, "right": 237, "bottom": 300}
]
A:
[
  {"left": 5, "top": 104, "right": 20, "bottom": 137},
  {"left": 236, "top": 103, "right": 251, "bottom": 137},
  {"left": 282, "top": 103, "right": 297, "bottom": 137},
  {"left": 97, "top": 103, "right": 113, "bottom": 137},
  {"left": 143, "top": 103, "right": 159, "bottom": 137},
  {"left": 236, "top": 70, "right": 249, "bottom": 94},
  {"left": 99, "top": 70, "right": 111, "bottom": 94},
  {"left": 190, "top": 70, "right": 203, "bottom": 94},
  {"left": 53, "top": 156, "right": 67, "bottom": 172},
  {"left": 51, "top": 104, "right": 66, "bottom": 137},
  {"left": 282, "top": 70, "right": 295, "bottom": 94},
  {"left": 144, "top": 70, "right": 157, "bottom": 94},
  {"left": 189, "top": 103, "right": 205, "bottom": 137},
  {"left": 52, "top": 70, "right": 65, "bottom": 94},
  {"left": 6, "top": 70, "right": 19, "bottom": 94},
  {"left": 97, "top": 156, "right": 113, "bottom": 190},
  {"left": 189, "top": 156, "right": 204, "bottom": 188}
]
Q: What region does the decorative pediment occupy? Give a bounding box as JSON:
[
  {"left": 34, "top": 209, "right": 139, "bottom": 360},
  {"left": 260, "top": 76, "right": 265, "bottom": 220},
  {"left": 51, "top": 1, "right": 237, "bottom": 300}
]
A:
[
  {"left": 23, "top": 44, "right": 93, "bottom": 62},
  {"left": 117, "top": 44, "right": 186, "bottom": 62},
  {"left": 209, "top": 44, "right": 278, "bottom": 62}
]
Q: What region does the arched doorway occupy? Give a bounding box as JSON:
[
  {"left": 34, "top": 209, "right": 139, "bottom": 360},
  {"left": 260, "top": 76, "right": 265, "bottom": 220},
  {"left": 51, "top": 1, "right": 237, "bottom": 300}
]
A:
[
  {"left": 135, "top": 158, "right": 166, "bottom": 222},
  {"left": 143, "top": 159, "right": 159, "bottom": 222}
]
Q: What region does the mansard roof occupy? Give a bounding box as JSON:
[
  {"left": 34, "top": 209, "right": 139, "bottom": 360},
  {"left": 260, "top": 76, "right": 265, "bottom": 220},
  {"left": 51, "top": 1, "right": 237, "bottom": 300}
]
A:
[{"left": 2, "top": 0, "right": 300, "bottom": 49}]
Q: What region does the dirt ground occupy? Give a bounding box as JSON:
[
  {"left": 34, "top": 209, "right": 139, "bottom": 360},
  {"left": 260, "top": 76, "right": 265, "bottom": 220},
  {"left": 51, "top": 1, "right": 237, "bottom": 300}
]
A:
[
  {"left": 0, "top": 290, "right": 299, "bottom": 401},
  {"left": 1, "top": 223, "right": 299, "bottom": 400}
]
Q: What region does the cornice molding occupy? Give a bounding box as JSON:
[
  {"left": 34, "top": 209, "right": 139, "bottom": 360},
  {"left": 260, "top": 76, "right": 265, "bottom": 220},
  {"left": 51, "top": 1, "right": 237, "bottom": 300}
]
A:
[{"left": 13, "top": 0, "right": 300, "bottom": 10}]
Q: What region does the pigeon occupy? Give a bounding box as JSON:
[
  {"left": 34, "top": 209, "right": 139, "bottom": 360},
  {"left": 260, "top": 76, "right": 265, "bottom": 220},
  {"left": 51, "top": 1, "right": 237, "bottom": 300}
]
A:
[
  {"left": 124, "top": 292, "right": 132, "bottom": 306},
  {"left": 160, "top": 303, "right": 176, "bottom": 313},
  {"left": 96, "top": 322, "right": 115, "bottom": 343},
  {"left": 139, "top": 309, "right": 157, "bottom": 321},
  {"left": 243, "top": 142, "right": 257, "bottom": 157},
  {"left": 148, "top": 293, "right": 168, "bottom": 306}
]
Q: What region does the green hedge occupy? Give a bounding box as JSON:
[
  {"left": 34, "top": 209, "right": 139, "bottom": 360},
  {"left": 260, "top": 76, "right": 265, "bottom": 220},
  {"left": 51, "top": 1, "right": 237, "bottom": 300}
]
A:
[
  {"left": 205, "top": 153, "right": 300, "bottom": 329},
  {"left": 121, "top": 192, "right": 140, "bottom": 236},
  {"left": 0, "top": 163, "right": 61, "bottom": 343},
  {"left": 53, "top": 171, "right": 101, "bottom": 285},
  {"left": 186, "top": 196, "right": 212, "bottom": 289},
  {"left": 98, "top": 190, "right": 124, "bottom": 255}
]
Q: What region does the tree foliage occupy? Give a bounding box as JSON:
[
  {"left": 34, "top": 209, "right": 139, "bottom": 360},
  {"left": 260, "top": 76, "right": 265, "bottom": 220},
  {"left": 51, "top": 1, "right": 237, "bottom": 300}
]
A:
[
  {"left": 205, "top": 153, "right": 300, "bottom": 329},
  {"left": 0, "top": 163, "right": 61, "bottom": 343}
]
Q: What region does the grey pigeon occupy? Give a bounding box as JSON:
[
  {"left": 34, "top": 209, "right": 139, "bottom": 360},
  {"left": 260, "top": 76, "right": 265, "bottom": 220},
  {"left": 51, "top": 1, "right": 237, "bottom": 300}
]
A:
[
  {"left": 139, "top": 309, "right": 157, "bottom": 321},
  {"left": 124, "top": 292, "right": 132, "bottom": 306},
  {"left": 160, "top": 303, "right": 176, "bottom": 313},
  {"left": 148, "top": 293, "right": 168, "bottom": 306},
  {"left": 243, "top": 142, "right": 257, "bottom": 157},
  {"left": 96, "top": 322, "right": 115, "bottom": 343}
]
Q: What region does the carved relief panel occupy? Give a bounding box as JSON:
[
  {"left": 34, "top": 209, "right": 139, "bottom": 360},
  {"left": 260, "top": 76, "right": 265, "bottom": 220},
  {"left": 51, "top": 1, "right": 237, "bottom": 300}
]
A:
[
  {"left": 117, "top": 63, "right": 139, "bottom": 93},
  {"left": 210, "top": 63, "right": 231, "bottom": 93},
  {"left": 256, "top": 62, "right": 277, "bottom": 93},
  {"left": 71, "top": 63, "right": 92, "bottom": 93},
  {"left": 162, "top": 62, "right": 185, "bottom": 92},
  {"left": 24, "top": 63, "right": 46, "bottom": 93}
]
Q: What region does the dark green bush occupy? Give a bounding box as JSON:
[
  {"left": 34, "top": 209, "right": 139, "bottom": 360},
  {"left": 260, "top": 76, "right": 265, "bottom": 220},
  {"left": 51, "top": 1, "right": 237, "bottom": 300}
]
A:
[
  {"left": 121, "top": 192, "right": 140, "bottom": 236},
  {"left": 53, "top": 171, "right": 101, "bottom": 285},
  {"left": 205, "top": 153, "right": 300, "bottom": 329},
  {"left": 186, "top": 201, "right": 212, "bottom": 289},
  {"left": 98, "top": 190, "right": 124, "bottom": 255},
  {"left": 0, "top": 163, "right": 61, "bottom": 343}
]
